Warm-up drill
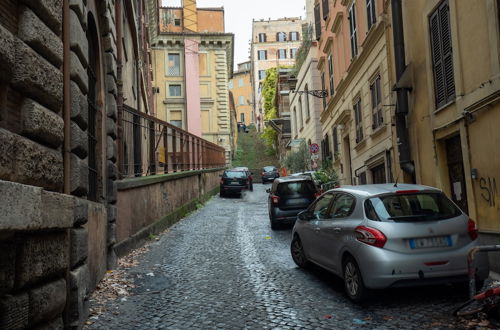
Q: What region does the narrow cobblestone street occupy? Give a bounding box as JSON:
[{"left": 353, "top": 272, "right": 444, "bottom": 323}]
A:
[{"left": 87, "top": 184, "right": 472, "bottom": 329}]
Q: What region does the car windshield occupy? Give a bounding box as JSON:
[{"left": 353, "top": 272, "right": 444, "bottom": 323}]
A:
[
  {"left": 224, "top": 171, "right": 247, "bottom": 179},
  {"left": 366, "top": 192, "right": 462, "bottom": 222},
  {"left": 277, "top": 181, "right": 316, "bottom": 196},
  {"left": 263, "top": 166, "right": 275, "bottom": 172}
]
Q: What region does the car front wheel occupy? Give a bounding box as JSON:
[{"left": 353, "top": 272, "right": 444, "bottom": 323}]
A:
[
  {"left": 291, "top": 236, "right": 310, "bottom": 268},
  {"left": 343, "top": 257, "right": 367, "bottom": 303}
]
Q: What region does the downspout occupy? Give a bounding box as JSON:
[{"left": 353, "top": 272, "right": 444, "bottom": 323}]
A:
[
  {"left": 63, "top": 0, "right": 71, "bottom": 194},
  {"left": 391, "top": 0, "right": 415, "bottom": 181},
  {"left": 116, "top": 0, "right": 124, "bottom": 177}
]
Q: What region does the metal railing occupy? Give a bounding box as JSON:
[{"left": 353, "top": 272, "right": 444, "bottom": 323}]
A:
[{"left": 120, "top": 105, "right": 226, "bottom": 178}]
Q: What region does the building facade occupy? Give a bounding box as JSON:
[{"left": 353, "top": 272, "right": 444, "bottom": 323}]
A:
[
  {"left": 150, "top": 0, "right": 234, "bottom": 163},
  {"left": 398, "top": 0, "right": 500, "bottom": 269},
  {"left": 0, "top": 0, "right": 153, "bottom": 327},
  {"left": 250, "top": 17, "right": 304, "bottom": 131},
  {"left": 315, "top": 0, "right": 397, "bottom": 185},
  {"left": 228, "top": 61, "right": 253, "bottom": 126}
]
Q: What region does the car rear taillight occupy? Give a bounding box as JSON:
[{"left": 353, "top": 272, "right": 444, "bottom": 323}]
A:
[
  {"left": 220, "top": 179, "right": 224, "bottom": 185},
  {"left": 314, "top": 191, "right": 322, "bottom": 198},
  {"left": 262, "top": 172, "right": 265, "bottom": 176},
  {"left": 271, "top": 195, "right": 280, "bottom": 204},
  {"left": 468, "top": 218, "right": 478, "bottom": 240},
  {"left": 355, "top": 226, "right": 387, "bottom": 248}
]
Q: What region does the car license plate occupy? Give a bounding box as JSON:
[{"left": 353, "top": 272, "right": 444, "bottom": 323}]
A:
[
  {"left": 230, "top": 181, "right": 239, "bottom": 185},
  {"left": 409, "top": 236, "right": 452, "bottom": 249}
]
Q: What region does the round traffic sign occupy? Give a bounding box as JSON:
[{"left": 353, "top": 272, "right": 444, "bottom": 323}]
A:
[{"left": 310, "top": 143, "right": 319, "bottom": 154}]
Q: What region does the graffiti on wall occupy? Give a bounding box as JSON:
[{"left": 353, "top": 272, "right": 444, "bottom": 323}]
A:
[{"left": 479, "top": 176, "right": 497, "bottom": 207}]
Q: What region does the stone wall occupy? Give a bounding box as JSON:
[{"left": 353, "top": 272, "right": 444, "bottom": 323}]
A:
[{"left": 114, "top": 169, "right": 224, "bottom": 257}]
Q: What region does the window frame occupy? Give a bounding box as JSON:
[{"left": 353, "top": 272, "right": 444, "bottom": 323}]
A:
[
  {"left": 328, "top": 54, "right": 335, "bottom": 96},
  {"left": 167, "top": 53, "right": 181, "bottom": 76},
  {"left": 348, "top": 2, "right": 358, "bottom": 58},
  {"left": 290, "top": 31, "right": 300, "bottom": 41},
  {"left": 354, "top": 97, "right": 363, "bottom": 143},
  {"left": 366, "top": 0, "right": 377, "bottom": 30},
  {"left": 168, "top": 84, "right": 182, "bottom": 97},
  {"left": 277, "top": 32, "right": 287, "bottom": 42},
  {"left": 257, "top": 50, "right": 267, "bottom": 60},
  {"left": 370, "top": 74, "right": 383, "bottom": 130},
  {"left": 258, "top": 33, "right": 267, "bottom": 42},
  {"left": 278, "top": 48, "right": 287, "bottom": 59}
]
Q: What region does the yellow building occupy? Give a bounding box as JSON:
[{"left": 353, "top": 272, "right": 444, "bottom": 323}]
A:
[
  {"left": 398, "top": 0, "right": 500, "bottom": 268},
  {"left": 229, "top": 62, "right": 253, "bottom": 126},
  {"left": 148, "top": 0, "right": 234, "bottom": 162}
]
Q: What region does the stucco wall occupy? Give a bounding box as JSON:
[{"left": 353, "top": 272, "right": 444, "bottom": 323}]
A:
[{"left": 115, "top": 169, "right": 223, "bottom": 252}]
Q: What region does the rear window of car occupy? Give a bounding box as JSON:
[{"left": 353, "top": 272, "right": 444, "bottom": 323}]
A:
[
  {"left": 276, "top": 181, "right": 316, "bottom": 196},
  {"left": 224, "top": 171, "right": 247, "bottom": 179},
  {"left": 263, "top": 166, "right": 276, "bottom": 172},
  {"left": 365, "top": 192, "right": 462, "bottom": 222}
]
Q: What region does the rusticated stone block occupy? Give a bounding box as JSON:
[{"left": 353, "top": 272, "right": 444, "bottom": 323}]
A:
[
  {"left": 0, "top": 293, "right": 29, "bottom": 329},
  {"left": 20, "top": 0, "right": 63, "bottom": 35},
  {"left": 106, "top": 74, "right": 117, "bottom": 96},
  {"left": 13, "top": 132, "right": 63, "bottom": 191},
  {"left": 0, "top": 241, "right": 15, "bottom": 293},
  {"left": 29, "top": 279, "right": 66, "bottom": 326},
  {"left": 0, "top": 25, "right": 16, "bottom": 81},
  {"left": 74, "top": 197, "right": 89, "bottom": 226},
  {"left": 0, "top": 129, "right": 15, "bottom": 179},
  {"left": 68, "top": 264, "right": 89, "bottom": 326},
  {"left": 70, "top": 9, "right": 88, "bottom": 68},
  {"left": 12, "top": 40, "right": 63, "bottom": 113},
  {"left": 69, "top": 0, "right": 87, "bottom": 31},
  {"left": 71, "top": 121, "right": 88, "bottom": 159},
  {"left": 106, "top": 92, "right": 117, "bottom": 120},
  {"left": 104, "top": 52, "right": 116, "bottom": 80},
  {"left": 70, "top": 154, "right": 88, "bottom": 197},
  {"left": 107, "top": 179, "right": 117, "bottom": 204},
  {"left": 106, "top": 116, "right": 117, "bottom": 139},
  {"left": 18, "top": 6, "right": 63, "bottom": 67},
  {"left": 107, "top": 160, "right": 118, "bottom": 180},
  {"left": 70, "top": 80, "right": 88, "bottom": 130},
  {"left": 70, "top": 51, "right": 88, "bottom": 95},
  {"left": 107, "top": 222, "right": 116, "bottom": 246},
  {"left": 107, "top": 204, "right": 117, "bottom": 223},
  {"left": 32, "top": 317, "right": 63, "bottom": 330},
  {"left": 21, "top": 99, "right": 64, "bottom": 148},
  {"left": 16, "top": 232, "right": 68, "bottom": 288},
  {"left": 102, "top": 34, "right": 117, "bottom": 58},
  {"left": 41, "top": 190, "right": 75, "bottom": 229},
  {"left": 70, "top": 228, "right": 88, "bottom": 268},
  {"left": 106, "top": 136, "right": 116, "bottom": 162}
]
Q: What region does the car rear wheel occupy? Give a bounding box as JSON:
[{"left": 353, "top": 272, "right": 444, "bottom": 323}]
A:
[
  {"left": 343, "top": 257, "right": 367, "bottom": 303},
  {"left": 291, "top": 236, "right": 310, "bottom": 268}
]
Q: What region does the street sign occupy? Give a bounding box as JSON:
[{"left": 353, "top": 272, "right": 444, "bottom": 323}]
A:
[
  {"left": 310, "top": 143, "right": 319, "bottom": 154},
  {"left": 311, "top": 154, "right": 320, "bottom": 160}
]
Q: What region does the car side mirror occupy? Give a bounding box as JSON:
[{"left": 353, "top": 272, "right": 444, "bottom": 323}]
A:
[
  {"left": 297, "top": 211, "right": 310, "bottom": 221},
  {"left": 266, "top": 188, "right": 271, "bottom": 193}
]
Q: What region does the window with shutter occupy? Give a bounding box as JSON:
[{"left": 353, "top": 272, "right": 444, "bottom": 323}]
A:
[
  {"left": 349, "top": 3, "right": 358, "bottom": 58},
  {"left": 333, "top": 126, "right": 339, "bottom": 155},
  {"left": 366, "top": 0, "right": 376, "bottom": 30},
  {"left": 354, "top": 98, "right": 363, "bottom": 143},
  {"left": 321, "top": 73, "right": 327, "bottom": 110},
  {"left": 429, "top": 0, "right": 455, "bottom": 109},
  {"left": 328, "top": 54, "right": 335, "bottom": 96},
  {"left": 322, "top": 0, "right": 330, "bottom": 20},
  {"left": 370, "top": 74, "right": 383, "bottom": 129},
  {"left": 304, "top": 85, "right": 310, "bottom": 119},
  {"left": 314, "top": 4, "right": 322, "bottom": 40}
]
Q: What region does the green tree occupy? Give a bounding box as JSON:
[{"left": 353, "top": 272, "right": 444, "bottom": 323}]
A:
[
  {"left": 260, "top": 67, "right": 278, "bottom": 149},
  {"left": 282, "top": 141, "right": 310, "bottom": 173}
]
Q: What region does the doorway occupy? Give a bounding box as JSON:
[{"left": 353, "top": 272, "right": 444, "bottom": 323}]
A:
[{"left": 445, "top": 135, "right": 468, "bottom": 213}]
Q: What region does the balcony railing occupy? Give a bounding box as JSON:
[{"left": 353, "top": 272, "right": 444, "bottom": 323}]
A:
[{"left": 120, "top": 105, "right": 226, "bottom": 178}]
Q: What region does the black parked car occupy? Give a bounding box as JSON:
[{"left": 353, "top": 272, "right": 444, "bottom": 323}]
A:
[
  {"left": 262, "top": 166, "right": 279, "bottom": 183},
  {"left": 233, "top": 167, "right": 253, "bottom": 191},
  {"left": 220, "top": 169, "right": 252, "bottom": 197},
  {"left": 266, "top": 176, "right": 319, "bottom": 229}
]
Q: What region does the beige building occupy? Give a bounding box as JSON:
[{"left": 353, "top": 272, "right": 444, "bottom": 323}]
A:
[
  {"left": 149, "top": 0, "right": 234, "bottom": 162},
  {"left": 317, "top": 0, "right": 396, "bottom": 185},
  {"left": 250, "top": 17, "right": 304, "bottom": 130},
  {"left": 398, "top": 0, "right": 500, "bottom": 268},
  {"left": 228, "top": 62, "right": 253, "bottom": 126}
]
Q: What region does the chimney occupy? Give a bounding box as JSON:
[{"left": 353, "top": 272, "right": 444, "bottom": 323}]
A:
[{"left": 183, "top": 0, "right": 198, "bottom": 32}]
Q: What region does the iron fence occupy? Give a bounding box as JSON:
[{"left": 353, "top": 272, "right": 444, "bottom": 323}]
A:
[{"left": 120, "top": 105, "right": 226, "bottom": 178}]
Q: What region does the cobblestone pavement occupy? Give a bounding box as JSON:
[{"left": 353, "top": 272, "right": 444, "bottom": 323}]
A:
[{"left": 87, "top": 184, "right": 475, "bottom": 329}]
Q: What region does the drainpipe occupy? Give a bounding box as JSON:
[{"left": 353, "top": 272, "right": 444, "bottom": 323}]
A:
[
  {"left": 63, "top": 0, "right": 71, "bottom": 194},
  {"left": 116, "top": 0, "right": 123, "bottom": 177},
  {"left": 391, "top": 0, "right": 415, "bottom": 181}
]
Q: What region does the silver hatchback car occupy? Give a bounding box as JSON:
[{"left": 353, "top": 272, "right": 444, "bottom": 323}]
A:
[{"left": 291, "top": 184, "right": 489, "bottom": 302}]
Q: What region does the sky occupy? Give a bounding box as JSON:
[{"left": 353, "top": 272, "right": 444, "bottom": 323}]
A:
[{"left": 162, "top": 0, "right": 306, "bottom": 67}]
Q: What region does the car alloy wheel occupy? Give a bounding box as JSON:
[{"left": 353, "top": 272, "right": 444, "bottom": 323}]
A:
[
  {"left": 343, "top": 257, "right": 367, "bottom": 302},
  {"left": 291, "top": 236, "right": 310, "bottom": 268}
]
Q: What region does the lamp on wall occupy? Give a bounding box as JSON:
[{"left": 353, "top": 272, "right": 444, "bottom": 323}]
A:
[{"left": 290, "top": 89, "right": 328, "bottom": 98}]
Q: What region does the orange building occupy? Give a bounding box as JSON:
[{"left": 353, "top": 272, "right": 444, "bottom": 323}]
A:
[{"left": 228, "top": 62, "right": 253, "bottom": 126}]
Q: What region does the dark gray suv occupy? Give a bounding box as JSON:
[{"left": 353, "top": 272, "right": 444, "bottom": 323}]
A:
[
  {"left": 266, "top": 176, "right": 319, "bottom": 229},
  {"left": 262, "top": 166, "right": 279, "bottom": 183}
]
